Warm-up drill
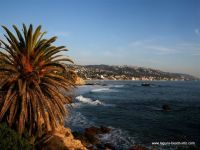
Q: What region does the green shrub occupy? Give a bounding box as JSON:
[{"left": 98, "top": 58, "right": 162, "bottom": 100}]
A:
[{"left": 0, "top": 123, "right": 34, "bottom": 150}]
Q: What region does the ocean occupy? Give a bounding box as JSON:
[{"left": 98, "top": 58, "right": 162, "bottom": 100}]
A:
[{"left": 65, "top": 81, "right": 200, "bottom": 150}]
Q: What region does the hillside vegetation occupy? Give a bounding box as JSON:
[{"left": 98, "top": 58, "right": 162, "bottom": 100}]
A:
[{"left": 72, "top": 65, "right": 198, "bottom": 81}]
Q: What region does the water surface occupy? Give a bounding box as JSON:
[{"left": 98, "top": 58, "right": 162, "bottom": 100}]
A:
[{"left": 65, "top": 81, "right": 200, "bottom": 149}]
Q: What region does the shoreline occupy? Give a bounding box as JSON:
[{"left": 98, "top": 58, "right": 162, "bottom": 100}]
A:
[{"left": 77, "top": 79, "right": 200, "bottom": 86}]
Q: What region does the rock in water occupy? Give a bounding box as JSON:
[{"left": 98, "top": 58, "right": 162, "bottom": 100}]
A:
[
  {"left": 84, "top": 126, "right": 101, "bottom": 144},
  {"left": 72, "top": 126, "right": 112, "bottom": 148},
  {"left": 104, "top": 143, "right": 116, "bottom": 150},
  {"left": 141, "top": 83, "right": 150, "bottom": 86},
  {"left": 100, "top": 126, "right": 111, "bottom": 134},
  {"left": 84, "top": 126, "right": 111, "bottom": 136},
  {"left": 162, "top": 104, "right": 171, "bottom": 111},
  {"left": 130, "top": 145, "right": 149, "bottom": 150}
]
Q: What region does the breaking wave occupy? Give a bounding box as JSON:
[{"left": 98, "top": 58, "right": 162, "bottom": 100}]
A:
[
  {"left": 98, "top": 127, "right": 135, "bottom": 149},
  {"left": 65, "top": 111, "right": 94, "bottom": 131},
  {"left": 113, "top": 85, "right": 125, "bottom": 88},
  {"left": 73, "top": 95, "right": 114, "bottom": 107},
  {"left": 91, "top": 88, "right": 117, "bottom": 92},
  {"left": 76, "top": 95, "right": 104, "bottom": 105},
  {"left": 65, "top": 111, "right": 136, "bottom": 149}
]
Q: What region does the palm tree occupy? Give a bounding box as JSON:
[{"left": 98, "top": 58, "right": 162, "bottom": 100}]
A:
[{"left": 0, "top": 24, "right": 76, "bottom": 137}]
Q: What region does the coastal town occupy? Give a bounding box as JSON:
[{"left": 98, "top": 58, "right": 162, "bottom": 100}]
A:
[{"left": 71, "top": 65, "right": 198, "bottom": 81}]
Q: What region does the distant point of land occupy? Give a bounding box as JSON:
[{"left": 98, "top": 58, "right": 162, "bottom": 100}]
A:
[{"left": 68, "top": 64, "right": 199, "bottom": 81}]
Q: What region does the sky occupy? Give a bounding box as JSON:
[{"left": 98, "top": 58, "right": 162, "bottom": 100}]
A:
[{"left": 0, "top": 0, "right": 200, "bottom": 77}]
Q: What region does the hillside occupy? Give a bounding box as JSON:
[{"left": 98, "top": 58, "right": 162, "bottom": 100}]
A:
[{"left": 70, "top": 65, "right": 198, "bottom": 81}]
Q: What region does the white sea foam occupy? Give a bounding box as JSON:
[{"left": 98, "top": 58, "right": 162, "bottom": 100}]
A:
[
  {"left": 98, "top": 127, "right": 135, "bottom": 149},
  {"left": 65, "top": 109, "right": 135, "bottom": 149},
  {"left": 91, "top": 88, "right": 118, "bottom": 93},
  {"left": 91, "top": 88, "right": 110, "bottom": 92},
  {"left": 70, "top": 102, "right": 83, "bottom": 108},
  {"left": 113, "top": 85, "right": 125, "bottom": 88},
  {"left": 65, "top": 111, "right": 94, "bottom": 130},
  {"left": 75, "top": 95, "right": 103, "bottom": 105},
  {"left": 65, "top": 111, "right": 135, "bottom": 149},
  {"left": 70, "top": 95, "right": 115, "bottom": 107}
]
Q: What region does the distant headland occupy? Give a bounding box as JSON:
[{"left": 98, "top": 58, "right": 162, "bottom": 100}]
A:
[{"left": 69, "top": 64, "right": 199, "bottom": 81}]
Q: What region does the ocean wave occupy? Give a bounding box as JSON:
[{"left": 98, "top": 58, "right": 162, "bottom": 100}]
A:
[
  {"left": 70, "top": 95, "right": 115, "bottom": 108},
  {"left": 98, "top": 127, "right": 135, "bottom": 149},
  {"left": 74, "top": 85, "right": 98, "bottom": 96},
  {"left": 113, "top": 85, "right": 125, "bottom": 88},
  {"left": 65, "top": 110, "right": 135, "bottom": 149},
  {"left": 75, "top": 95, "right": 104, "bottom": 105},
  {"left": 91, "top": 88, "right": 110, "bottom": 92},
  {"left": 65, "top": 111, "right": 94, "bottom": 130},
  {"left": 91, "top": 88, "right": 118, "bottom": 93},
  {"left": 65, "top": 110, "right": 136, "bottom": 149},
  {"left": 70, "top": 102, "right": 83, "bottom": 108}
]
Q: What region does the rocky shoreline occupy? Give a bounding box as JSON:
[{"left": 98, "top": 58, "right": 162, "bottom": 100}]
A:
[
  {"left": 71, "top": 125, "right": 200, "bottom": 150},
  {"left": 72, "top": 126, "right": 148, "bottom": 150},
  {"left": 37, "top": 124, "right": 149, "bottom": 150}
]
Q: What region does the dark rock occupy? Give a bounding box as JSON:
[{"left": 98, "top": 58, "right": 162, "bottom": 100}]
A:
[
  {"left": 100, "top": 126, "right": 111, "bottom": 134},
  {"left": 104, "top": 143, "right": 115, "bottom": 150},
  {"left": 72, "top": 126, "right": 112, "bottom": 147},
  {"left": 85, "top": 133, "right": 100, "bottom": 145},
  {"left": 85, "top": 82, "right": 101, "bottom": 85},
  {"left": 72, "top": 131, "right": 90, "bottom": 146},
  {"left": 84, "top": 127, "right": 101, "bottom": 144},
  {"left": 87, "top": 145, "right": 94, "bottom": 150},
  {"left": 130, "top": 145, "right": 149, "bottom": 150},
  {"left": 85, "top": 83, "right": 96, "bottom": 85},
  {"left": 84, "top": 126, "right": 111, "bottom": 136},
  {"left": 85, "top": 126, "right": 102, "bottom": 135},
  {"left": 141, "top": 83, "right": 150, "bottom": 86},
  {"left": 72, "top": 127, "right": 104, "bottom": 146},
  {"left": 96, "top": 143, "right": 105, "bottom": 149},
  {"left": 162, "top": 104, "right": 171, "bottom": 111}
]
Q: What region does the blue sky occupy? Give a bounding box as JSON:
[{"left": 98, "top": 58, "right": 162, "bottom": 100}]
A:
[{"left": 0, "top": 0, "right": 200, "bottom": 77}]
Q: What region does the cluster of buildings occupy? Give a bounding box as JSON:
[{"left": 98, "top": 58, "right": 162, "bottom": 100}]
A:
[
  {"left": 85, "top": 74, "right": 186, "bottom": 81},
  {"left": 71, "top": 65, "right": 196, "bottom": 81}
]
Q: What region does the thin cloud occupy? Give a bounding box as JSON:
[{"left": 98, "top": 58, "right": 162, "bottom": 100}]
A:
[
  {"left": 147, "top": 46, "right": 179, "bottom": 55},
  {"left": 127, "top": 38, "right": 179, "bottom": 55},
  {"left": 129, "top": 38, "right": 158, "bottom": 48},
  {"left": 129, "top": 41, "right": 142, "bottom": 47},
  {"left": 192, "top": 53, "right": 200, "bottom": 56},
  {"left": 177, "top": 43, "right": 200, "bottom": 48},
  {"left": 148, "top": 46, "right": 177, "bottom": 52},
  {"left": 116, "top": 38, "right": 200, "bottom": 56},
  {"left": 194, "top": 28, "right": 200, "bottom": 36}
]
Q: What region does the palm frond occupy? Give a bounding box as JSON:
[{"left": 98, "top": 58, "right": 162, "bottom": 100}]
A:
[{"left": 0, "top": 24, "right": 76, "bottom": 137}]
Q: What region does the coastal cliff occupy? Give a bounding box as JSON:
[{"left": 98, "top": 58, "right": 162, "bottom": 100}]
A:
[{"left": 39, "top": 125, "right": 86, "bottom": 150}]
